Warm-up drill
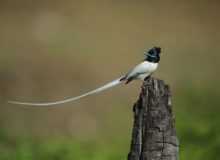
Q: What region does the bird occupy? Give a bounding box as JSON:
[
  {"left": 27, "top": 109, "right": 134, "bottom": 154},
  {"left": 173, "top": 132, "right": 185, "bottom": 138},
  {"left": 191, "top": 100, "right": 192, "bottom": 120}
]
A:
[{"left": 8, "top": 47, "right": 161, "bottom": 106}]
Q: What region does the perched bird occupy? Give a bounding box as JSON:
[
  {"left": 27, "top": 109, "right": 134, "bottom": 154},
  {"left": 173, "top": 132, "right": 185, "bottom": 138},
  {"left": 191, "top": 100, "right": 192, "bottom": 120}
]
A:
[{"left": 8, "top": 47, "right": 161, "bottom": 106}]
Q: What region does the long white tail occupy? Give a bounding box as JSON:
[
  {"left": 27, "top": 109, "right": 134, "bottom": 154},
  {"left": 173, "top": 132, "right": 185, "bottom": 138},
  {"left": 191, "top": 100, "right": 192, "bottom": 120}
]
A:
[{"left": 8, "top": 77, "right": 124, "bottom": 106}]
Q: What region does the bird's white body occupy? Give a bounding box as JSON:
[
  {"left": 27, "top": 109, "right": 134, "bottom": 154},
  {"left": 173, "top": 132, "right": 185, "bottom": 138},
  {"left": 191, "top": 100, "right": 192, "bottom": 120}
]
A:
[{"left": 125, "top": 61, "right": 158, "bottom": 81}]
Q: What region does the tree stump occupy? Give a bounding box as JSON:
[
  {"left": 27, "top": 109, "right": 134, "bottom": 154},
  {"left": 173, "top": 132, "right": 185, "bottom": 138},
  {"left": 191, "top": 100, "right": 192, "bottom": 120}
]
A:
[{"left": 128, "top": 77, "right": 178, "bottom": 160}]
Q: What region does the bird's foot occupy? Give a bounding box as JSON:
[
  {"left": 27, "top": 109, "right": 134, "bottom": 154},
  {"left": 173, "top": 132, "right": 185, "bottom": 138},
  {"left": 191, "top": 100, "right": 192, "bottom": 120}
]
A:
[{"left": 143, "top": 76, "right": 151, "bottom": 86}]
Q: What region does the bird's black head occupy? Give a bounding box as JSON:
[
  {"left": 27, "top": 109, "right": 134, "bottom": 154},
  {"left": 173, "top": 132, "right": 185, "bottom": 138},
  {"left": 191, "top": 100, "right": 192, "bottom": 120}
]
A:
[{"left": 144, "top": 47, "right": 161, "bottom": 63}]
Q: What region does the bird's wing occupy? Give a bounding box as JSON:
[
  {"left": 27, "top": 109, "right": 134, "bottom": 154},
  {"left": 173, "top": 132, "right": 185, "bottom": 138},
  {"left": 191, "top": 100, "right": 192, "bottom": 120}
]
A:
[
  {"left": 124, "top": 61, "right": 149, "bottom": 80},
  {"left": 8, "top": 77, "right": 124, "bottom": 106}
]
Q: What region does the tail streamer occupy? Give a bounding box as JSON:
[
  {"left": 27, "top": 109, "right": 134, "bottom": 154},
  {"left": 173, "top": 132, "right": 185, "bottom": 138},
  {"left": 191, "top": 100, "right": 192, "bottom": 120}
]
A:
[{"left": 8, "top": 77, "right": 124, "bottom": 106}]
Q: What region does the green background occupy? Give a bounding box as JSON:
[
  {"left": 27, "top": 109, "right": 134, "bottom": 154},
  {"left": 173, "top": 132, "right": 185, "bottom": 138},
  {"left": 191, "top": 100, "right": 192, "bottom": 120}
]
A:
[{"left": 0, "top": 0, "right": 220, "bottom": 159}]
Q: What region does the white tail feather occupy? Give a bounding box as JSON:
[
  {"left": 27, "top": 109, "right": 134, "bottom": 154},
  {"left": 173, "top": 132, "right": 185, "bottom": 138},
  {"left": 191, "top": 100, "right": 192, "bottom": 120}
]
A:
[{"left": 8, "top": 77, "right": 124, "bottom": 106}]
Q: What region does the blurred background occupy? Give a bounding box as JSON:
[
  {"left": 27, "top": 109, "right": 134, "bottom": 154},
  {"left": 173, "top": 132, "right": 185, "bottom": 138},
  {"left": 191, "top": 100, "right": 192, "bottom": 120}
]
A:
[{"left": 0, "top": 0, "right": 220, "bottom": 159}]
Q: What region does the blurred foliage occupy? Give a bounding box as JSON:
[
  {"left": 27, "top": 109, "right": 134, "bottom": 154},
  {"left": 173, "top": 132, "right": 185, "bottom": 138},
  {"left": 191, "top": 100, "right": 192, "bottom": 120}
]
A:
[
  {"left": 0, "top": 125, "right": 129, "bottom": 160},
  {"left": 174, "top": 83, "right": 220, "bottom": 160}
]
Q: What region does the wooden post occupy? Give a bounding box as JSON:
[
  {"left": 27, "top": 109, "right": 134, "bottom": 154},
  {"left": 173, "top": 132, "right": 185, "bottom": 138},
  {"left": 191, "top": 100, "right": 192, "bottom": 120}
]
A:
[{"left": 128, "top": 77, "right": 178, "bottom": 160}]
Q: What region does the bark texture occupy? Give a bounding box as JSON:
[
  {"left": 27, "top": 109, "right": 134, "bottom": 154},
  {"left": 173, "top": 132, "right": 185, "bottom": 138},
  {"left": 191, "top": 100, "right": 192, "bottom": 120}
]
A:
[{"left": 128, "top": 77, "right": 178, "bottom": 160}]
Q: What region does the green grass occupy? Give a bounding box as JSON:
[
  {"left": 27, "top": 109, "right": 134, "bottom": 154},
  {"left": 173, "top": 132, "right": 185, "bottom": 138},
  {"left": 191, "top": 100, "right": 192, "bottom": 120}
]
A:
[
  {"left": 0, "top": 131, "right": 129, "bottom": 160},
  {"left": 174, "top": 84, "right": 220, "bottom": 160}
]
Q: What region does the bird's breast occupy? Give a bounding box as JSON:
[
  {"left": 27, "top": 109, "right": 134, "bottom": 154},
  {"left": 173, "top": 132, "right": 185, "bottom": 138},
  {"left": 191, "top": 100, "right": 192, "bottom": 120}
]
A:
[{"left": 136, "top": 62, "right": 158, "bottom": 81}]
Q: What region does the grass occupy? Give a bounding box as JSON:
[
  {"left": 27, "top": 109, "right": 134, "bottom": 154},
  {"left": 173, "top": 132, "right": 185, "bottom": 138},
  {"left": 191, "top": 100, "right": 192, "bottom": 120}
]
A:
[
  {"left": 174, "top": 84, "right": 220, "bottom": 160},
  {"left": 0, "top": 130, "right": 129, "bottom": 160}
]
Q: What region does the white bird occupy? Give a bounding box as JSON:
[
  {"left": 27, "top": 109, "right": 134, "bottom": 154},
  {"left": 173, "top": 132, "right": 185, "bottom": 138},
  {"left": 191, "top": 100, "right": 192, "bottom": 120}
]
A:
[{"left": 8, "top": 47, "right": 161, "bottom": 106}]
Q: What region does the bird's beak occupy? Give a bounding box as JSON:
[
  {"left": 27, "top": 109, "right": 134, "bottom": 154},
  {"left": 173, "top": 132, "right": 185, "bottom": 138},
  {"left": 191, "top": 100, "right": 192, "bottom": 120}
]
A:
[{"left": 144, "top": 52, "right": 151, "bottom": 56}]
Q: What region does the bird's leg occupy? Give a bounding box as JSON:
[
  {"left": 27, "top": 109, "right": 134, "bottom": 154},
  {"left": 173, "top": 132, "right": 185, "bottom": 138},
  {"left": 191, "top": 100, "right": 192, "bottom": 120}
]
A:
[{"left": 143, "top": 76, "right": 151, "bottom": 86}]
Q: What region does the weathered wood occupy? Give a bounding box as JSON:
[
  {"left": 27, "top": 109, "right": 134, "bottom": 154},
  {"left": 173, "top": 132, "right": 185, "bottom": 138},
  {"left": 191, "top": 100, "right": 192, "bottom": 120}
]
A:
[{"left": 128, "top": 77, "right": 178, "bottom": 160}]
